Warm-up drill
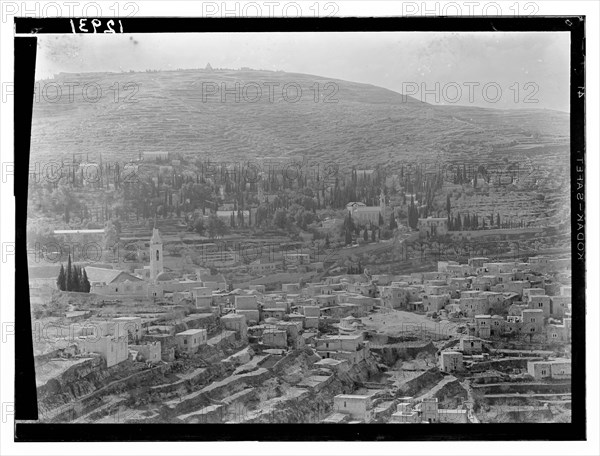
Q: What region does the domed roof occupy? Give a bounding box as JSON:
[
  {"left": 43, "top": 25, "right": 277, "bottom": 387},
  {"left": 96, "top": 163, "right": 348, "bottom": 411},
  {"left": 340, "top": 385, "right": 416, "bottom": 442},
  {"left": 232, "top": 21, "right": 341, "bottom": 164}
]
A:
[{"left": 155, "top": 271, "right": 175, "bottom": 282}]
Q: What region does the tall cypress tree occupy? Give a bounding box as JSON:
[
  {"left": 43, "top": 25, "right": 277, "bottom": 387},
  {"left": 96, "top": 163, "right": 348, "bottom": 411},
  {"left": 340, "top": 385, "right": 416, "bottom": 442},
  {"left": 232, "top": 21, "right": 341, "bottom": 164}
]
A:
[
  {"left": 77, "top": 266, "right": 84, "bottom": 292},
  {"left": 66, "top": 254, "right": 73, "bottom": 291},
  {"left": 57, "top": 264, "right": 66, "bottom": 291},
  {"left": 389, "top": 212, "right": 397, "bottom": 230},
  {"left": 71, "top": 265, "right": 80, "bottom": 292},
  {"left": 408, "top": 195, "right": 418, "bottom": 230},
  {"left": 81, "top": 268, "right": 91, "bottom": 293}
]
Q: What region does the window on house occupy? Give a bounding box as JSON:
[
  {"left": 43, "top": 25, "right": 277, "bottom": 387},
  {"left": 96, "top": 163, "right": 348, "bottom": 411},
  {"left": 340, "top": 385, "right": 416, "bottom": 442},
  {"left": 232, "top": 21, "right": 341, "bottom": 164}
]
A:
[
  {"left": 156, "top": 250, "right": 160, "bottom": 261},
  {"left": 530, "top": 327, "right": 535, "bottom": 332},
  {"left": 541, "top": 369, "right": 547, "bottom": 375},
  {"left": 184, "top": 339, "right": 187, "bottom": 344},
  {"left": 552, "top": 333, "right": 558, "bottom": 338},
  {"left": 531, "top": 318, "right": 536, "bottom": 323}
]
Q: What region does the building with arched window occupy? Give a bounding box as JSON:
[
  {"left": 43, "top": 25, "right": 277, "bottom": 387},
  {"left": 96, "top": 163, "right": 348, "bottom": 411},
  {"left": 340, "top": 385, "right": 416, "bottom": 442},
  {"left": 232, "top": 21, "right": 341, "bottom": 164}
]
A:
[{"left": 149, "top": 228, "right": 164, "bottom": 281}]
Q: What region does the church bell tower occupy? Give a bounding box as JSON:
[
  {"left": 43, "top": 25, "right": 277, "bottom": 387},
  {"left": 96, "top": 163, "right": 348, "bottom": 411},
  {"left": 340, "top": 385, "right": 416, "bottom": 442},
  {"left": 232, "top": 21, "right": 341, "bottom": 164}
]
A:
[{"left": 149, "top": 228, "right": 163, "bottom": 281}]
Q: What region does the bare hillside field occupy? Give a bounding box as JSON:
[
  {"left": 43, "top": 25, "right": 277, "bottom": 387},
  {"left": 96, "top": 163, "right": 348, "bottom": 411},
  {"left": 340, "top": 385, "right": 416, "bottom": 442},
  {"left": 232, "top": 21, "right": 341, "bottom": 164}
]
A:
[{"left": 30, "top": 69, "right": 568, "bottom": 169}]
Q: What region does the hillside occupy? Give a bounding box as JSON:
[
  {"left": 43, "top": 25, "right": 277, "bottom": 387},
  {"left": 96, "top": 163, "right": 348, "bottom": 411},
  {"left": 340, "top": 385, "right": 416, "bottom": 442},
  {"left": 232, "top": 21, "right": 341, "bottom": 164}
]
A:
[{"left": 30, "top": 68, "right": 569, "bottom": 170}]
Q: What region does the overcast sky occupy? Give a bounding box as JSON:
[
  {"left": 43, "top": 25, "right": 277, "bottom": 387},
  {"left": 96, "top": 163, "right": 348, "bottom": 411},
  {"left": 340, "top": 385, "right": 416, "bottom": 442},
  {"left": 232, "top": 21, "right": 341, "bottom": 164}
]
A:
[{"left": 36, "top": 32, "right": 570, "bottom": 111}]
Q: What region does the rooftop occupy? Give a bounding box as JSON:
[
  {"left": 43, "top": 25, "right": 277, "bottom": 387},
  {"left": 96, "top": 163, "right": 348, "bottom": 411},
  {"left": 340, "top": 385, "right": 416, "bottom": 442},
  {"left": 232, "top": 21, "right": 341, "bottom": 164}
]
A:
[
  {"left": 85, "top": 267, "right": 143, "bottom": 284},
  {"left": 176, "top": 329, "right": 207, "bottom": 336},
  {"left": 156, "top": 271, "right": 177, "bottom": 282},
  {"left": 322, "top": 334, "right": 362, "bottom": 340},
  {"left": 335, "top": 394, "right": 372, "bottom": 400},
  {"left": 53, "top": 229, "right": 105, "bottom": 234}
]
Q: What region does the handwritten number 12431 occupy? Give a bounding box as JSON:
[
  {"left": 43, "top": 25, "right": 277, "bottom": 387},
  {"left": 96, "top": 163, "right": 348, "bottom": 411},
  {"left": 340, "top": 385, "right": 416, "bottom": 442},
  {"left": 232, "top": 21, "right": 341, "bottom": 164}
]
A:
[{"left": 70, "top": 19, "right": 124, "bottom": 33}]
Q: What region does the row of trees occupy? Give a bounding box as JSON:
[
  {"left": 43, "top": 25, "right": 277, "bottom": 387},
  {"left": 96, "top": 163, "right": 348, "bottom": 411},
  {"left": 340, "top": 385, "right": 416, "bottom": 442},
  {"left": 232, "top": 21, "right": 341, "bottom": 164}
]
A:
[
  {"left": 57, "top": 255, "right": 91, "bottom": 292},
  {"left": 445, "top": 195, "right": 529, "bottom": 231},
  {"left": 447, "top": 212, "right": 527, "bottom": 231},
  {"left": 189, "top": 206, "right": 316, "bottom": 239}
]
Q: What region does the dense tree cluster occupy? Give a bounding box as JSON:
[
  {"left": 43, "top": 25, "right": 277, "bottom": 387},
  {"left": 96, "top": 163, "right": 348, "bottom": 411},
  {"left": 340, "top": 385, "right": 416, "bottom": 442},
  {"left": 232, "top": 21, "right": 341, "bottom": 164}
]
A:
[
  {"left": 446, "top": 211, "right": 526, "bottom": 231},
  {"left": 30, "top": 154, "right": 534, "bottom": 254},
  {"left": 57, "top": 255, "right": 90, "bottom": 292}
]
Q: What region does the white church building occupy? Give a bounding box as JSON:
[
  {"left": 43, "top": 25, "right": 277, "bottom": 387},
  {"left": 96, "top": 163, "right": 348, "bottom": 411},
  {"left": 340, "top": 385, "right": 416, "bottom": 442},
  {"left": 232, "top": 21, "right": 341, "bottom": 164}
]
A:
[
  {"left": 88, "top": 228, "right": 222, "bottom": 298},
  {"left": 88, "top": 228, "right": 166, "bottom": 298},
  {"left": 346, "top": 189, "right": 387, "bottom": 226}
]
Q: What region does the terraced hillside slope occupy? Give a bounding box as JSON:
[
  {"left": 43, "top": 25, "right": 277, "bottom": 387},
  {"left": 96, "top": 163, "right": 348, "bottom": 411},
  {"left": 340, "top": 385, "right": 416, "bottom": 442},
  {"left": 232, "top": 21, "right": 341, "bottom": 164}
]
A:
[{"left": 30, "top": 68, "right": 569, "bottom": 169}]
